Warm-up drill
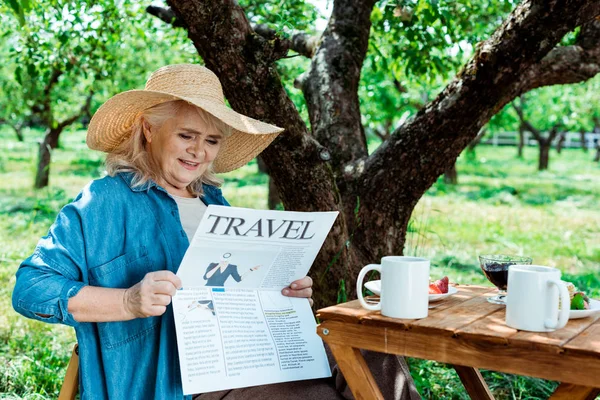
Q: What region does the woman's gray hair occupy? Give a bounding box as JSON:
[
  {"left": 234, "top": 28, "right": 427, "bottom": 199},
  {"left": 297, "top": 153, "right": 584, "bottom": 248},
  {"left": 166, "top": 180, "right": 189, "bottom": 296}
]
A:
[{"left": 105, "top": 100, "right": 231, "bottom": 196}]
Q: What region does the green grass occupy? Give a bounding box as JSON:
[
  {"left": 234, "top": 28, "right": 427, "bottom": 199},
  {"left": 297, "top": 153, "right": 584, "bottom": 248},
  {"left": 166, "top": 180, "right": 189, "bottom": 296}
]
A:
[{"left": 1, "top": 126, "right": 599, "bottom": 399}]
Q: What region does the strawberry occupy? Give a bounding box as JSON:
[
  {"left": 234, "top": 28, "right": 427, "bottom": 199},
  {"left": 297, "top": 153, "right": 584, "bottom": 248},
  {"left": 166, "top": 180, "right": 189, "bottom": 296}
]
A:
[
  {"left": 429, "top": 283, "right": 442, "bottom": 294},
  {"left": 433, "top": 276, "right": 449, "bottom": 294}
]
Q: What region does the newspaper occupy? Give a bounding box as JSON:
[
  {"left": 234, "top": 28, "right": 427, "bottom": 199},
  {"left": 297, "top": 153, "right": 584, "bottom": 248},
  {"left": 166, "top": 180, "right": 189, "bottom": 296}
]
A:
[{"left": 172, "top": 205, "right": 338, "bottom": 395}]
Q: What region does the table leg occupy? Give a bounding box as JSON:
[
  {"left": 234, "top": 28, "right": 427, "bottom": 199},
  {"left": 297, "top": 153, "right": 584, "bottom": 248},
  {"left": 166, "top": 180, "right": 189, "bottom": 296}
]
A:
[
  {"left": 549, "top": 383, "right": 600, "bottom": 400},
  {"left": 451, "top": 364, "right": 494, "bottom": 400},
  {"left": 328, "top": 343, "right": 384, "bottom": 400}
]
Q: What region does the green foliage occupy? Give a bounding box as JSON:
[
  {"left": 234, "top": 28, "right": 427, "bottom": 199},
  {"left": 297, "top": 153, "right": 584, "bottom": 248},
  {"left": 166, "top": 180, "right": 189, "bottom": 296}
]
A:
[
  {"left": 489, "top": 75, "right": 600, "bottom": 134},
  {"left": 240, "top": 0, "right": 321, "bottom": 36},
  {"left": 0, "top": 0, "right": 198, "bottom": 186},
  {"left": 0, "top": 0, "right": 195, "bottom": 122},
  {"left": 360, "top": 0, "right": 519, "bottom": 142}
]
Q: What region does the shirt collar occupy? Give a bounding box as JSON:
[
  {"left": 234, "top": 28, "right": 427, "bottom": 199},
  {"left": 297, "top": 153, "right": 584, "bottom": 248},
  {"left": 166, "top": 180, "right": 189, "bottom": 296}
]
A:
[
  {"left": 118, "top": 172, "right": 217, "bottom": 199},
  {"left": 119, "top": 172, "right": 160, "bottom": 193}
]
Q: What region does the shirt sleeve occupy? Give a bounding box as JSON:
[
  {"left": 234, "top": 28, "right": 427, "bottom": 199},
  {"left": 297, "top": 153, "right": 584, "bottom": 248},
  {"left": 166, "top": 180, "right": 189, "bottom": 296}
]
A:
[{"left": 12, "top": 202, "right": 87, "bottom": 328}]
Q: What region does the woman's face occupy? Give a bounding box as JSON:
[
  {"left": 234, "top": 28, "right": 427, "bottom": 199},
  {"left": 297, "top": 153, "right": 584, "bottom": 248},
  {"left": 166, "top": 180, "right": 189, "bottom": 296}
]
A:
[{"left": 145, "top": 105, "right": 223, "bottom": 196}]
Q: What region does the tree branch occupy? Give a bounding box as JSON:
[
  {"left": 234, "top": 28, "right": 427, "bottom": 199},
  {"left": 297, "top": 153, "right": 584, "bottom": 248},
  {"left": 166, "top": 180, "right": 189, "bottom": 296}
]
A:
[
  {"left": 547, "top": 124, "right": 562, "bottom": 143},
  {"left": 522, "top": 120, "right": 543, "bottom": 143},
  {"left": 55, "top": 91, "right": 93, "bottom": 132},
  {"left": 147, "top": 5, "right": 318, "bottom": 58},
  {"left": 146, "top": 5, "right": 186, "bottom": 28},
  {"left": 44, "top": 66, "right": 62, "bottom": 99},
  {"left": 351, "top": 0, "right": 600, "bottom": 257},
  {"left": 0, "top": 118, "right": 24, "bottom": 141},
  {"left": 516, "top": 19, "right": 600, "bottom": 93},
  {"left": 511, "top": 99, "right": 542, "bottom": 141},
  {"left": 253, "top": 24, "right": 319, "bottom": 58}
]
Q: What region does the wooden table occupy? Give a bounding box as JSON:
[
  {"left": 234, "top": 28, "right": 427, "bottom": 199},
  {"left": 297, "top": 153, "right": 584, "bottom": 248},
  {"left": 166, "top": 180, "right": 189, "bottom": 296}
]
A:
[{"left": 316, "top": 285, "right": 600, "bottom": 400}]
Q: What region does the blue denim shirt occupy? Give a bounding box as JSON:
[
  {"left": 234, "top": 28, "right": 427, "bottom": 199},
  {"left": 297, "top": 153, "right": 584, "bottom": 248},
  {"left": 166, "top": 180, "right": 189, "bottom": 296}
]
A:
[{"left": 12, "top": 173, "right": 229, "bottom": 399}]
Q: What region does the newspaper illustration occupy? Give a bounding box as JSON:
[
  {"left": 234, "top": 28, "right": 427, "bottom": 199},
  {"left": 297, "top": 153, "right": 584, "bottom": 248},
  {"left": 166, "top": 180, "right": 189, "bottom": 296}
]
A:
[{"left": 173, "top": 205, "right": 339, "bottom": 395}]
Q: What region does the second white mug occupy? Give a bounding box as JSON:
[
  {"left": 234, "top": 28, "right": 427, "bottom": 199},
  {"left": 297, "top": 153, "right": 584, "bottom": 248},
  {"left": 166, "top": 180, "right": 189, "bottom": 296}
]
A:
[
  {"left": 506, "top": 265, "right": 570, "bottom": 332},
  {"left": 357, "top": 256, "right": 430, "bottom": 319}
]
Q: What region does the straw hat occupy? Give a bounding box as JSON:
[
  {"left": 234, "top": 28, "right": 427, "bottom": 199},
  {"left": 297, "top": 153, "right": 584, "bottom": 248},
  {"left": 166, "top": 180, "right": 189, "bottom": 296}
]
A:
[{"left": 87, "top": 64, "right": 283, "bottom": 173}]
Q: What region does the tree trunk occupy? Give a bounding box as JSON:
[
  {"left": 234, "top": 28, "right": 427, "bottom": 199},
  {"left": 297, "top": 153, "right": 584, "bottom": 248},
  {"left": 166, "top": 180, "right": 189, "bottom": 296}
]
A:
[
  {"left": 595, "top": 143, "right": 600, "bottom": 162},
  {"left": 256, "top": 157, "right": 281, "bottom": 210},
  {"left": 34, "top": 128, "right": 61, "bottom": 188},
  {"left": 166, "top": 0, "right": 600, "bottom": 309},
  {"left": 14, "top": 126, "right": 24, "bottom": 142},
  {"left": 267, "top": 179, "right": 281, "bottom": 210},
  {"left": 444, "top": 163, "right": 458, "bottom": 185},
  {"left": 518, "top": 124, "right": 525, "bottom": 158},
  {"left": 556, "top": 131, "right": 566, "bottom": 154},
  {"left": 580, "top": 129, "right": 587, "bottom": 152},
  {"left": 539, "top": 142, "right": 551, "bottom": 170},
  {"left": 48, "top": 131, "right": 60, "bottom": 149}
]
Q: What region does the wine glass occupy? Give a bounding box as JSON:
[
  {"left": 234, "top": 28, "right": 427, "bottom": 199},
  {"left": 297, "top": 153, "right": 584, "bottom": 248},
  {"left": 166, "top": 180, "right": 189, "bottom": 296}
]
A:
[{"left": 478, "top": 255, "right": 532, "bottom": 305}]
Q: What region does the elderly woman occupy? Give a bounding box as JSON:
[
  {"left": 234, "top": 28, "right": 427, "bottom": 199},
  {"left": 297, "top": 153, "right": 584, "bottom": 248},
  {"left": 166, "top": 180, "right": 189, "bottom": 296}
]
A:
[{"left": 12, "top": 65, "right": 419, "bottom": 399}]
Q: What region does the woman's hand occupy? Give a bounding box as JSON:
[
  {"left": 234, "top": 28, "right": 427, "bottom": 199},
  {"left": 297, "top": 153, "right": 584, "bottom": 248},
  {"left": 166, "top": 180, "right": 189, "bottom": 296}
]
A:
[
  {"left": 282, "top": 276, "right": 314, "bottom": 307},
  {"left": 124, "top": 271, "right": 182, "bottom": 318}
]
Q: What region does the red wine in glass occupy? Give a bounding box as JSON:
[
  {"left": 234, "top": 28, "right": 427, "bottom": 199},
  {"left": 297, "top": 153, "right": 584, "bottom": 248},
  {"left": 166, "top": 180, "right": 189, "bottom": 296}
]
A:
[
  {"left": 479, "top": 255, "right": 532, "bottom": 305},
  {"left": 481, "top": 265, "right": 509, "bottom": 290}
]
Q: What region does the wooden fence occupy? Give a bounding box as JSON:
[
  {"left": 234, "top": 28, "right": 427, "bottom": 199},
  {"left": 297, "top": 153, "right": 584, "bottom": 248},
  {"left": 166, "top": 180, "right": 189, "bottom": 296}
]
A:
[{"left": 481, "top": 131, "right": 600, "bottom": 148}]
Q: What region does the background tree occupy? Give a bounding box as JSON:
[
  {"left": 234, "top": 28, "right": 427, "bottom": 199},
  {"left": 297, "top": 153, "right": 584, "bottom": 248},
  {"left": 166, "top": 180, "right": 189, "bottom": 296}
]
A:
[
  {"left": 511, "top": 97, "right": 565, "bottom": 171},
  {"left": 0, "top": 13, "right": 27, "bottom": 141},
  {"left": 157, "top": 0, "right": 600, "bottom": 308},
  {"left": 6, "top": 1, "right": 125, "bottom": 187},
  {"left": 2, "top": 0, "right": 199, "bottom": 188},
  {"left": 594, "top": 116, "right": 600, "bottom": 162},
  {"left": 505, "top": 75, "right": 600, "bottom": 169}
]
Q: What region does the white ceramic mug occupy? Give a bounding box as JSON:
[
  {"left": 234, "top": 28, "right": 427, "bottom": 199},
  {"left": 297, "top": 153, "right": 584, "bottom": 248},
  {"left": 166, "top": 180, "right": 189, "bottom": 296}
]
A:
[
  {"left": 357, "top": 256, "right": 430, "bottom": 319},
  {"left": 506, "top": 265, "right": 570, "bottom": 332}
]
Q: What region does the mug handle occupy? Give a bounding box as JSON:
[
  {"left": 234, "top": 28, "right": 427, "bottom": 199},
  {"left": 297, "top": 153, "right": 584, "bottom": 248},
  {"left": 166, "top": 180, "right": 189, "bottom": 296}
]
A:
[
  {"left": 545, "top": 279, "right": 570, "bottom": 330},
  {"left": 357, "top": 264, "right": 382, "bottom": 311}
]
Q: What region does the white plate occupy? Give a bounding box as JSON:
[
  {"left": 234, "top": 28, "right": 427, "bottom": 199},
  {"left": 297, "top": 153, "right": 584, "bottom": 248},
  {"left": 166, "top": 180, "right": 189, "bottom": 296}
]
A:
[
  {"left": 363, "top": 280, "right": 458, "bottom": 302},
  {"left": 569, "top": 299, "right": 600, "bottom": 319}
]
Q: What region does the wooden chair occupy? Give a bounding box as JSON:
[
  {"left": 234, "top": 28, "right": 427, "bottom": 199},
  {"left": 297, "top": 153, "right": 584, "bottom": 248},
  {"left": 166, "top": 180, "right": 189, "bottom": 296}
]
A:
[{"left": 58, "top": 344, "right": 79, "bottom": 400}]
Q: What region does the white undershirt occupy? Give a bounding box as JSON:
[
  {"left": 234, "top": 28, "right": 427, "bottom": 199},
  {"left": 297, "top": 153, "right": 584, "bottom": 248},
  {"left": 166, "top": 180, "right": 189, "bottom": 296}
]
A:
[{"left": 172, "top": 195, "right": 208, "bottom": 242}]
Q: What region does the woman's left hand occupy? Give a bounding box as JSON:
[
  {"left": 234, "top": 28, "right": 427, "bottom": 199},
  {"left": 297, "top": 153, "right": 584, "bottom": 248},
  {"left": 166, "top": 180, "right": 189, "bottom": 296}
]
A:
[{"left": 282, "top": 276, "right": 314, "bottom": 307}]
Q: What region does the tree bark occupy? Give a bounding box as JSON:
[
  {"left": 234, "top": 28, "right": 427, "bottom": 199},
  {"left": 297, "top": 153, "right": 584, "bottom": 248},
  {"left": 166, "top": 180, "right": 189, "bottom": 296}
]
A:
[
  {"left": 539, "top": 142, "right": 551, "bottom": 170},
  {"left": 580, "top": 129, "right": 587, "bottom": 152},
  {"left": 518, "top": 123, "right": 526, "bottom": 158},
  {"left": 34, "top": 93, "right": 93, "bottom": 188},
  {"left": 256, "top": 157, "right": 281, "bottom": 210},
  {"left": 594, "top": 118, "right": 600, "bottom": 161},
  {"left": 526, "top": 125, "right": 560, "bottom": 171},
  {"left": 556, "top": 131, "right": 567, "bottom": 154},
  {"left": 35, "top": 128, "right": 61, "bottom": 189},
  {"left": 166, "top": 0, "right": 600, "bottom": 308},
  {"left": 146, "top": 5, "right": 319, "bottom": 58}
]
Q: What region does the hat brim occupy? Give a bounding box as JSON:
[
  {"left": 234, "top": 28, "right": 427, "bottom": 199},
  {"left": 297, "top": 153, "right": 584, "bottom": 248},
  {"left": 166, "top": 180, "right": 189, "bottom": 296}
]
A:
[{"left": 87, "top": 90, "right": 283, "bottom": 173}]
